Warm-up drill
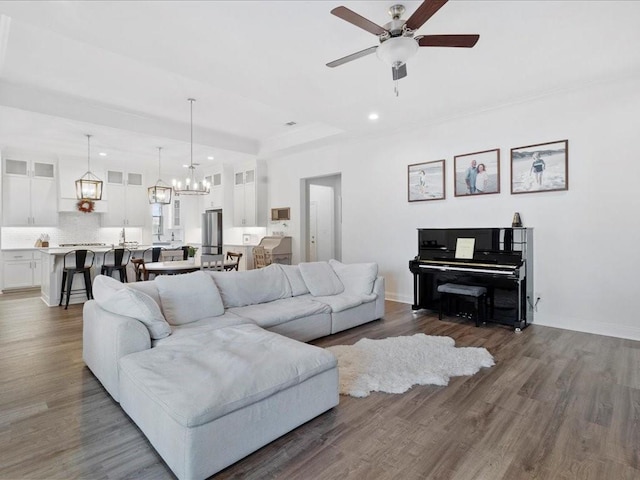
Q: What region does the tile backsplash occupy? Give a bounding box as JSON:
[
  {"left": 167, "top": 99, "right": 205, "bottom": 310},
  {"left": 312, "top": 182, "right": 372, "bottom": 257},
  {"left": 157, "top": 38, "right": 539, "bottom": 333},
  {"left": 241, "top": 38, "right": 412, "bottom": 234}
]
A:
[{"left": 1, "top": 212, "right": 143, "bottom": 248}]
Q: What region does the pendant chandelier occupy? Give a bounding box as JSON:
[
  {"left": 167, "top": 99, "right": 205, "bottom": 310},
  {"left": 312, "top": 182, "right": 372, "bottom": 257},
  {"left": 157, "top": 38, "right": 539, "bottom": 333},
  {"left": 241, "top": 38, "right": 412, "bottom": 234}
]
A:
[
  {"left": 172, "top": 98, "right": 210, "bottom": 196},
  {"left": 147, "top": 147, "right": 173, "bottom": 204},
  {"left": 75, "top": 134, "right": 103, "bottom": 201}
]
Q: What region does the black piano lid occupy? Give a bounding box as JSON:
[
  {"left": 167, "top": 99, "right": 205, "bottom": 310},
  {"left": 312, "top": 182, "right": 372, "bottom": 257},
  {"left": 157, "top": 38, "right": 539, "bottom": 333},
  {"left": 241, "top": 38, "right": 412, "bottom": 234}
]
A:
[{"left": 417, "top": 227, "right": 525, "bottom": 266}]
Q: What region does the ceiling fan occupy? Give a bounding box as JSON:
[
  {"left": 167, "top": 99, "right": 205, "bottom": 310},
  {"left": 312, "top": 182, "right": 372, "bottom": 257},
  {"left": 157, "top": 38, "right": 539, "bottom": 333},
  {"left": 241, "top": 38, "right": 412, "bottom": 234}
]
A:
[{"left": 326, "top": 0, "right": 479, "bottom": 95}]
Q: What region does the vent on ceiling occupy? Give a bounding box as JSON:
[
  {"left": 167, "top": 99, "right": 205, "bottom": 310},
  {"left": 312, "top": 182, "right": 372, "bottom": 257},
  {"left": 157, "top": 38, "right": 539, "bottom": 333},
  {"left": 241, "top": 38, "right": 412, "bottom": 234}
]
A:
[{"left": 284, "top": 121, "right": 297, "bottom": 126}]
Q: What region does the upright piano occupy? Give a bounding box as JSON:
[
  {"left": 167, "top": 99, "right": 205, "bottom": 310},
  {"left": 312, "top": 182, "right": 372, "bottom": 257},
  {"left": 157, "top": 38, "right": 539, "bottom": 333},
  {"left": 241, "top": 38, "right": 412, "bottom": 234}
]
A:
[{"left": 409, "top": 227, "right": 533, "bottom": 331}]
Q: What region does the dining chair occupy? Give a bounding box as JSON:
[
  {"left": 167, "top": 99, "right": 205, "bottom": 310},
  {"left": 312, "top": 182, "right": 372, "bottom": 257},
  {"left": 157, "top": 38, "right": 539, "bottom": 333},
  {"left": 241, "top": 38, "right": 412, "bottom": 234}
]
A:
[
  {"left": 225, "top": 251, "right": 243, "bottom": 271},
  {"left": 201, "top": 254, "right": 225, "bottom": 271},
  {"left": 252, "top": 246, "right": 268, "bottom": 269},
  {"left": 131, "top": 247, "right": 164, "bottom": 281}
]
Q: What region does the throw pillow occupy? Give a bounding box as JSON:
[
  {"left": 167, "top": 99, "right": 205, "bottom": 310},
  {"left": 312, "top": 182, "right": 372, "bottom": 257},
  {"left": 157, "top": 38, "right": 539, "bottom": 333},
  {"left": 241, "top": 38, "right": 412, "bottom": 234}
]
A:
[
  {"left": 298, "top": 261, "right": 344, "bottom": 297},
  {"left": 92, "top": 275, "right": 171, "bottom": 339},
  {"left": 328, "top": 259, "right": 378, "bottom": 295},
  {"left": 155, "top": 271, "right": 224, "bottom": 325}
]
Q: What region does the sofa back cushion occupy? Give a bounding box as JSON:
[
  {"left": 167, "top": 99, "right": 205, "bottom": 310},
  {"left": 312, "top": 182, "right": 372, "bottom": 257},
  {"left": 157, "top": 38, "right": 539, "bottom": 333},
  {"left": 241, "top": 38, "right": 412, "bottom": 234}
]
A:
[
  {"left": 155, "top": 271, "right": 224, "bottom": 325},
  {"left": 279, "top": 264, "right": 309, "bottom": 296},
  {"left": 92, "top": 275, "right": 171, "bottom": 339},
  {"left": 329, "top": 259, "right": 378, "bottom": 295},
  {"left": 298, "top": 261, "right": 344, "bottom": 296},
  {"left": 208, "top": 264, "right": 290, "bottom": 308}
]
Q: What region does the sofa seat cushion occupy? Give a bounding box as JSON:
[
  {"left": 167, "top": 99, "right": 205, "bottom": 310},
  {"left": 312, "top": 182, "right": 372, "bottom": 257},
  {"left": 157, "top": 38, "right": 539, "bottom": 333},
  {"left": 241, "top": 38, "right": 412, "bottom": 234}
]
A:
[
  {"left": 152, "top": 312, "right": 252, "bottom": 347},
  {"left": 118, "top": 324, "right": 337, "bottom": 428},
  {"left": 310, "top": 292, "right": 376, "bottom": 313},
  {"left": 229, "top": 297, "right": 331, "bottom": 328}
]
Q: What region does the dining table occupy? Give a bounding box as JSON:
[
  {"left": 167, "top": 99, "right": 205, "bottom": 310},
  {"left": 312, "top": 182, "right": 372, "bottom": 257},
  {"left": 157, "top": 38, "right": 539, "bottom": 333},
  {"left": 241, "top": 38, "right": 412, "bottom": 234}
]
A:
[{"left": 142, "top": 259, "right": 239, "bottom": 280}]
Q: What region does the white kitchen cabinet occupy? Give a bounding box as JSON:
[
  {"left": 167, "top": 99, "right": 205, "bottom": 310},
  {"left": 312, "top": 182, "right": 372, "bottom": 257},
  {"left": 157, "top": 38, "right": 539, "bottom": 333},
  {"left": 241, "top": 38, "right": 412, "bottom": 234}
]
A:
[
  {"left": 233, "top": 162, "right": 266, "bottom": 227},
  {"left": 101, "top": 170, "right": 147, "bottom": 227},
  {"left": 169, "top": 198, "right": 181, "bottom": 228},
  {"left": 203, "top": 172, "right": 223, "bottom": 209},
  {"left": 2, "top": 250, "right": 41, "bottom": 290},
  {"left": 2, "top": 158, "right": 58, "bottom": 226}
]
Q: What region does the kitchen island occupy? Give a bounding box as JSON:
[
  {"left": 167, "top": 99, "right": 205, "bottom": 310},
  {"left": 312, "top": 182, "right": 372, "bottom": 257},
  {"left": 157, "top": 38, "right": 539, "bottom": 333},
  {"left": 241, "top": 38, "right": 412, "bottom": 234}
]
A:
[{"left": 38, "top": 245, "right": 157, "bottom": 307}]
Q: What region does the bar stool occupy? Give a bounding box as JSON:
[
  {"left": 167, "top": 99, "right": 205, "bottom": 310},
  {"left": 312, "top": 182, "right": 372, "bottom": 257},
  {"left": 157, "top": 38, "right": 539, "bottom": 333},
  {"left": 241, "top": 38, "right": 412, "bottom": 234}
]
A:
[
  {"left": 59, "top": 249, "right": 95, "bottom": 309},
  {"left": 101, "top": 248, "right": 131, "bottom": 282},
  {"left": 437, "top": 283, "right": 487, "bottom": 327}
]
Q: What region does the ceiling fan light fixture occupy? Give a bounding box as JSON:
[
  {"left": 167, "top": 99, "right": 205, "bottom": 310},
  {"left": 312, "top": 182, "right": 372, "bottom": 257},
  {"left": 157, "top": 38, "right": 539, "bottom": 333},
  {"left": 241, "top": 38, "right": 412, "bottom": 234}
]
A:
[{"left": 376, "top": 36, "right": 418, "bottom": 67}]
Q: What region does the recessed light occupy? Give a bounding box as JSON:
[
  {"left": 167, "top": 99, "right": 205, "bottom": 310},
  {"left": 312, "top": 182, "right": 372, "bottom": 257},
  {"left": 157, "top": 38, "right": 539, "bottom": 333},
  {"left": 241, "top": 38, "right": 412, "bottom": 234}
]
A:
[
  {"left": 368, "top": 112, "right": 379, "bottom": 121},
  {"left": 98, "top": 152, "right": 107, "bottom": 156},
  {"left": 207, "top": 156, "right": 214, "bottom": 160}
]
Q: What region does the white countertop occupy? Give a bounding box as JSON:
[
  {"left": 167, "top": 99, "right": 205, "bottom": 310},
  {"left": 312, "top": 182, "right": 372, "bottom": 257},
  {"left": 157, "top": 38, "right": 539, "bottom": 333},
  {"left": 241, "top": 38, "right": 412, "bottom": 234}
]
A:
[{"left": 38, "top": 244, "right": 160, "bottom": 255}]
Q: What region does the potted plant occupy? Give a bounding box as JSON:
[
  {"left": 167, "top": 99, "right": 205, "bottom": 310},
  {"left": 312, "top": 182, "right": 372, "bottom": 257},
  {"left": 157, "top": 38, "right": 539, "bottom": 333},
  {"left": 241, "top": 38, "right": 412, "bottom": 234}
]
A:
[{"left": 187, "top": 246, "right": 197, "bottom": 263}]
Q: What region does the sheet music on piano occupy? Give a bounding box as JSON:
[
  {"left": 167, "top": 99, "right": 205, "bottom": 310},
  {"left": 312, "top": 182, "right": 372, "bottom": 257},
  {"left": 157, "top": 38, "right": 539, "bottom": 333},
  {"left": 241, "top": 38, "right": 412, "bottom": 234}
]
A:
[{"left": 455, "top": 238, "right": 475, "bottom": 259}]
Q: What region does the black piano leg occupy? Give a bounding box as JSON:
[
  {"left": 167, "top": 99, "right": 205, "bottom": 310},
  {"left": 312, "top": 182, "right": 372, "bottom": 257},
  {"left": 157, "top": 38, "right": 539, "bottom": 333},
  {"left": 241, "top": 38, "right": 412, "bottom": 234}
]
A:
[{"left": 411, "top": 272, "right": 420, "bottom": 310}]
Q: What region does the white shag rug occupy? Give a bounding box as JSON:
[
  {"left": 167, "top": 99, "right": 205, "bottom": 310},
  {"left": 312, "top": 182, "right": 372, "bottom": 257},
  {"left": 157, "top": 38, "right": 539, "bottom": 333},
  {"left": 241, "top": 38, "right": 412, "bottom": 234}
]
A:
[{"left": 326, "top": 334, "right": 495, "bottom": 398}]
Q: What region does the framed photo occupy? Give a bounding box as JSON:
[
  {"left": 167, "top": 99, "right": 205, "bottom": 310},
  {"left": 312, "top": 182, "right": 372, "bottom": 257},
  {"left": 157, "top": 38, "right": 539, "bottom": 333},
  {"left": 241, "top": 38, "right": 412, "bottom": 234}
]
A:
[
  {"left": 454, "top": 148, "right": 500, "bottom": 197},
  {"left": 408, "top": 160, "right": 445, "bottom": 202},
  {"left": 511, "top": 140, "right": 568, "bottom": 194}
]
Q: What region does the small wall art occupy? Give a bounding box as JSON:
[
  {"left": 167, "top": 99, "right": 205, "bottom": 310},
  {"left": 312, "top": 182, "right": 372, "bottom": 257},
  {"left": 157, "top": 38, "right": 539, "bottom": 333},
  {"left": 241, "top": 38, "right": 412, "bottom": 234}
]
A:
[
  {"left": 454, "top": 148, "right": 500, "bottom": 197},
  {"left": 511, "top": 139, "right": 568, "bottom": 194},
  {"left": 408, "top": 159, "right": 445, "bottom": 202}
]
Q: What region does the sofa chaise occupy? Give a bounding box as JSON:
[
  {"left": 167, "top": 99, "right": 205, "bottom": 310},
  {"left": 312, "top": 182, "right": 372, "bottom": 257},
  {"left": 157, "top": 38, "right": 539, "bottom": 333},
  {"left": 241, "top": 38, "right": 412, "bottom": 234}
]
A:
[{"left": 83, "top": 260, "right": 384, "bottom": 480}]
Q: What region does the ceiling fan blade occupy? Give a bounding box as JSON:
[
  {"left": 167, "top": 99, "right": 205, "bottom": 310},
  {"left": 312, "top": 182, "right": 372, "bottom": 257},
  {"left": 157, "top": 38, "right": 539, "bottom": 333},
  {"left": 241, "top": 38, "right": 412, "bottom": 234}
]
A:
[
  {"left": 392, "top": 64, "right": 407, "bottom": 80},
  {"left": 331, "top": 6, "right": 387, "bottom": 36},
  {"left": 326, "top": 46, "right": 378, "bottom": 68},
  {"left": 405, "top": 0, "right": 448, "bottom": 31},
  {"left": 418, "top": 34, "right": 480, "bottom": 48}
]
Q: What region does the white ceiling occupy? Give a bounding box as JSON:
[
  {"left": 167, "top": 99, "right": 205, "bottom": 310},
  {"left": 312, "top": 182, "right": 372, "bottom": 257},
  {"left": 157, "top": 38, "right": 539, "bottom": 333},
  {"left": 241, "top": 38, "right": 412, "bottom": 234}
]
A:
[{"left": 0, "top": 0, "right": 639, "bottom": 170}]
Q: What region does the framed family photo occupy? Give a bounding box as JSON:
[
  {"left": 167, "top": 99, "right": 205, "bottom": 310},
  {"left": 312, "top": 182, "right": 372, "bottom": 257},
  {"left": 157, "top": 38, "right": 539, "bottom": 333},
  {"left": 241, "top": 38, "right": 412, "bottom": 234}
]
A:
[
  {"left": 511, "top": 139, "right": 568, "bottom": 194},
  {"left": 408, "top": 159, "right": 445, "bottom": 202},
  {"left": 454, "top": 148, "right": 500, "bottom": 197}
]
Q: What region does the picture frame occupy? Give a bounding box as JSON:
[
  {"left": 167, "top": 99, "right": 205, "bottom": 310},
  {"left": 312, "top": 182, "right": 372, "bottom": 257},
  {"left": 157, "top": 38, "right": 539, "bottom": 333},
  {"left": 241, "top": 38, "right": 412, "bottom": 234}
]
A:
[
  {"left": 454, "top": 148, "right": 500, "bottom": 197},
  {"left": 511, "top": 139, "right": 568, "bottom": 194},
  {"left": 408, "top": 159, "right": 445, "bottom": 202}
]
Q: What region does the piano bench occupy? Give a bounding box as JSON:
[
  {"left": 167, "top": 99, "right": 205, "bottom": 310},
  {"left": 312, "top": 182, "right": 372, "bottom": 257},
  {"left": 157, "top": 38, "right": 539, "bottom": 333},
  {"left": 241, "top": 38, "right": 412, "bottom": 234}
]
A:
[{"left": 437, "top": 283, "right": 488, "bottom": 327}]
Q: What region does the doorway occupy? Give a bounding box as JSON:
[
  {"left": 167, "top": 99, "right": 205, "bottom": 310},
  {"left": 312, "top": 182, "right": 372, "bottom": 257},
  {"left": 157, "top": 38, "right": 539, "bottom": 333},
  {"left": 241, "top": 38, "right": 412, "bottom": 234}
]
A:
[{"left": 302, "top": 174, "right": 341, "bottom": 262}]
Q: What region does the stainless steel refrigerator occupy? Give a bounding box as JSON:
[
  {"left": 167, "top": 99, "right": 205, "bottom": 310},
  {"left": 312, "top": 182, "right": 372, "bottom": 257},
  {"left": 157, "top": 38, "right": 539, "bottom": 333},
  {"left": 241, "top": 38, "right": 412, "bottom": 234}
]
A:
[{"left": 202, "top": 209, "right": 223, "bottom": 255}]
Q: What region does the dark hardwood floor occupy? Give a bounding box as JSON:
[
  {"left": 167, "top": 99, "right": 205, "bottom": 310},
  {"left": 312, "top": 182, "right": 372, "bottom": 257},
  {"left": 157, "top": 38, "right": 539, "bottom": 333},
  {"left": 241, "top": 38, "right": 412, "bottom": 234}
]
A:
[{"left": 1, "top": 290, "right": 638, "bottom": 479}]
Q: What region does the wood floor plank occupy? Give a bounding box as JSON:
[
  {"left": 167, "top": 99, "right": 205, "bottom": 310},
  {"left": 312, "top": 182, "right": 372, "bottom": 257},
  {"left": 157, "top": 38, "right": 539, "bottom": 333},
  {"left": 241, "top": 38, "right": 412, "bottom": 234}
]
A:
[{"left": 1, "top": 291, "right": 639, "bottom": 479}]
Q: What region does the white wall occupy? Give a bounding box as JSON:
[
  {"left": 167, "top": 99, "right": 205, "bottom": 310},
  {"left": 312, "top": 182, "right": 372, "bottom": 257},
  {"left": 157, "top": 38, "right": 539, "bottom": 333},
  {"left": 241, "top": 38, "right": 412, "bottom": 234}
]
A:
[{"left": 266, "top": 75, "right": 640, "bottom": 341}]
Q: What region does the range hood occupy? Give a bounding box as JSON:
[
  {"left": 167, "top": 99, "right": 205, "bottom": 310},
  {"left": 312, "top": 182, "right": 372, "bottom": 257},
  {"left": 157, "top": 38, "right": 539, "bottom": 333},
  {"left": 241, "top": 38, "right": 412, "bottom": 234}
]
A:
[{"left": 58, "top": 197, "right": 108, "bottom": 213}]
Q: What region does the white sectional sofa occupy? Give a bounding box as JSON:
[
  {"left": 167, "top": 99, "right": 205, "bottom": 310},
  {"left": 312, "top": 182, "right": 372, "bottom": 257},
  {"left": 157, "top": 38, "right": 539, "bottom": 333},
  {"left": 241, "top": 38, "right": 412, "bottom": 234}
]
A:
[{"left": 83, "top": 260, "right": 384, "bottom": 480}]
